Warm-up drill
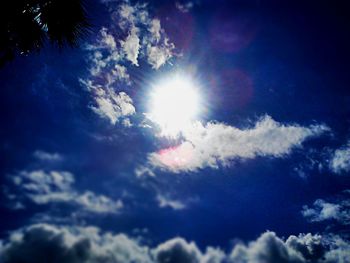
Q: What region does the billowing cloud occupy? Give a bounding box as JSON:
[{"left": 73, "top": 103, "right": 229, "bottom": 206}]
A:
[
  {"left": 0, "top": 224, "right": 152, "bottom": 263},
  {"left": 149, "top": 115, "right": 329, "bottom": 172},
  {"left": 153, "top": 237, "right": 225, "bottom": 263},
  {"left": 329, "top": 141, "right": 350, "bottom": 174},
  {"left": 7, "top": 170, "right": 123, "bottom": 214},
  {"left": 302, "top": 191, "right": 350, "bottom": 225},
  {"left": 153, "top": 237, "right": 202, "bottom": 263},
  {"left": 81, "top": 0, "right": 174, "bottom": 125},
  {"left": 1, "top": 224, "right": 350, "bottom": 263},
  {"left": 229, "top": 231, "right": 350, "bottom": 263}
]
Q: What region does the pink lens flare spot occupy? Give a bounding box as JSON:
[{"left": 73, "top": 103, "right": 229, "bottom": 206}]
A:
[{"left": 157, "top": 142, "right": 194, "bottom": 169}]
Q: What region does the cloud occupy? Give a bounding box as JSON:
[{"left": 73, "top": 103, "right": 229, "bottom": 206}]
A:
[
  {"left": 153, "top": 237, "right": 225, "bottom": 263},
  {"left": 121, "top": 26, "right": 140, "bottom": 66},
  {"left": 302, "top": 191, "right": 350, "bottom": 225},
  {"left": 80, "top": 0, "right": 175, "bottom": 125},
  {"left": 146, "top": 41, "right": 174, "bottom": 70},
  {"left": 153, "top": 237, "right": 202, "bottom": 263},
  {"left": 322, "top": 235, "right": 350, "bottom": 263},
  {"left": 33, "top": 150, "right": 63, "bottom": 161},
  {"left": 145, "top": 19, "right": 175, "bottom": 69},
  {"left": 114, "top": 64, "right": 131, "bottom": 83},
  {"left": 229, "top": 231, "right": 305, "bottom": 262},
  {"left": 7, "top": 170, "right": 123, "bottom": 214},
  {"left": 286, "top": 233, "right": 325, "bottom": 261},
  {"left": 156, "top": 195, "right": 186, "bottom": 210},
  {"left": 229, "top": 231, "right": 350, "bottom": 263},
  {"left": 149, "top": 115, "right": 329, "bottom": 172},
  {"left": 0, "top": 224, "right": 152, "bottom": 263},
  {"left": 91, "top": 90, "right": 135, "bottom": 125},
  {"left": 175, "top": 1, "right": 195, "bottom": 13},
  {"left": 1, "top": 224, "right": 350, "bottom": 263},
  {"left": 329, "top": 141, "right": 350, "bottom": 174},
  {"left": 149, "top": 19, "right": 161, "bottom": 42},
  {"left": 135, "top": 166, "right": 156, "bottom": 178}
]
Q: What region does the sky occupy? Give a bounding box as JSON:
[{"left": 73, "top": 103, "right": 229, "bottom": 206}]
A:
[{"left": 1, "top": 0, "right": 350, "bottom": 262}]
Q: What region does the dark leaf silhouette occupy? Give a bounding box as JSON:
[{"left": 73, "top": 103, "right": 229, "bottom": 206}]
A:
[{"left": 0, "top": 0, "right": 91, "bottom": 67}]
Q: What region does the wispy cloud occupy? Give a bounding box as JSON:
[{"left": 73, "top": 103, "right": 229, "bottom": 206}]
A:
[
  {"left": 175, "top": 1, "right": 196, "bottom": 13},
  {"left": 33, "top": 150, "right": 63, "bottom": 162},
  {"left": 329, "top": 141, "right": 350, "bottom": 174},
  {"left": 7, "top": 170, "right": 123, "bottom": 214},
  {"left": 149, "top": 115, "right": 329, "bottom": 172},
  {"left": 302, "top": 190, "right": 350, "bottom": 225},
  {"left": 156, "top": 194, "right": 186, "bottom": 210}
]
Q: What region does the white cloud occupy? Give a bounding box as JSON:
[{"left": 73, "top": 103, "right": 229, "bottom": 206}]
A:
[
  {"left": 1, "top": 224, "right": 350, "bottom": 263},
  {"left": 118, "top": 3, "right": 137, "bottom": 29},
  {"left": 33, "top": 150, "right": 62, "bottom": 161},
  {"left": 135, "top": 166, "right": 156, "bottom": 178},
  {"left": 322, "top": 235, "right": 350, "bottom": 263},
  {"left": 122, "top": 118, "right": 132, "bottom": 127},
  {"left": 145, "top": 18, "right": 174, "bottom": 69},
  {"left": 156, "top": 195, "right": 186, "bottom": 210},
  {"left": 100, "top": 27, "right": 117, "bottom": 50},
  {"left": 149, "top": 19, "right": 161, "bottom": 42},
  {"left": 114, "top": 64, "right": 131, "bottom": 83},
  {"left": 149, "top": 115, "right": 329, "bottom": 172},
  {"left": 147, "top": 42, "right": 174, "bottom": 70},
  {"left": 81, "top": 1, "right": 175, "bottom": 125},
  {"left": 91, "top": 90, "right": 135, "bottom": 125},
  {"left": 175, "top": 1, "right": 195, "bottom": 13},
  {"left": 121, "top": 27, "right": 140, "bottom": 66},
  {"left": 76, "top": 191, "right": 123, "bottom": 214},
  {"left": 330, "top": 141, "right": 350, "bottom": 174},
  {"left": 302, "top": 192, "right": 350, "bottom": 225},
  {"left": 7, "top": 170, "right": 123, "bottom": 214}
]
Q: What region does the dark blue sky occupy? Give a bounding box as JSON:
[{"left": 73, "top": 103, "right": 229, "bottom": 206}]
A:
[{"left": 1, "top": 1, "right": 350, "bottom": 262}]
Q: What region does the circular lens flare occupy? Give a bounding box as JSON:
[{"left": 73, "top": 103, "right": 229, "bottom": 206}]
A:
[{"left": 148, "top": 74, "right": 201, "bottom": 136}]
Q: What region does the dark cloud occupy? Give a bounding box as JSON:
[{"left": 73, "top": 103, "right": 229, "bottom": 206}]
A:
[
  {"left": 229, "top": 232, "right": 305, "bottom": 263},
  {"left": 153, "top": 237, "right": 202, "bottom": 263},
  {"left": 1, "top": 224, "right": 350, "bottom": 263},
  {"left": 0, "top": 224, "right": 152, "bottom": 263}
]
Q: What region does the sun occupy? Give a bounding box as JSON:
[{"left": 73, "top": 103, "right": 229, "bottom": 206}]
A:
[{"left": 148, "top": 74, "right": 201, "bottom": 136}]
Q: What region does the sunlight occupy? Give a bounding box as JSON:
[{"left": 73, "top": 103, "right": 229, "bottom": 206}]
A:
[{"left": 148, "top": 74, "right": 201, "bottom": 136}]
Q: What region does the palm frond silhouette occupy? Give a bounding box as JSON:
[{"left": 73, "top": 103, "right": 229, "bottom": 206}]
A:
[{"left": 0, "top": 0, "right": 91, "bottom": 67}]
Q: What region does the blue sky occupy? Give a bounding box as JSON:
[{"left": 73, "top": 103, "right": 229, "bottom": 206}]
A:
[{"left": 1, "top": 0, "right": 350, "bottom": 262}]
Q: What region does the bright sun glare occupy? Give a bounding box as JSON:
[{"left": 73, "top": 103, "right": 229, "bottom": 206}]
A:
[{"left": 148, "top": 74, "right": 201, "bottom": 136}]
